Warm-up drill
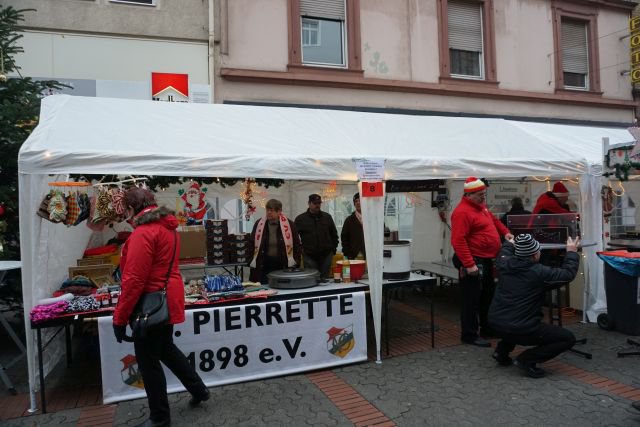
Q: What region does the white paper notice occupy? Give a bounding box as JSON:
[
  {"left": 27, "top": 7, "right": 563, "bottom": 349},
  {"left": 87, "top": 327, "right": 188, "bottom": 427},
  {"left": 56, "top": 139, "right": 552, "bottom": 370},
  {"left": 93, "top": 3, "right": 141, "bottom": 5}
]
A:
[{"left": 353, "top": 159, "right": 385, "bottom": 181}]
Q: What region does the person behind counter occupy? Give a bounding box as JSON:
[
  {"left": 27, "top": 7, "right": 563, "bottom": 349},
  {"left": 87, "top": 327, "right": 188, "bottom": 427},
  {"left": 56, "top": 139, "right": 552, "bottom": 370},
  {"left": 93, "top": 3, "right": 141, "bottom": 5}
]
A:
[
  {"left": 500, "top": 197, "right": 531, "bottom": 228},
  {"left": 341, "top": 192, "right": 365, "bottom": 260},
  {"left": 295, "top": 194, "right": 338, "bottom": 278},
  {"left": 531, "top": 182, "right": 573, "bottom": 267},
  {"left": 451, "top": 177, "right": 513, "bottom": 347},
  {"left": 112, "top": 187, "right": 209, "bottom": 427},
  {"left": 533, "top": 182, "right": 571, "bottom": 214},
  {"left": 249, "top": 198, "right": 302, "bottom": 283},
  {"left": 488, "top": 234, "right": 580, "bottom": 378}
]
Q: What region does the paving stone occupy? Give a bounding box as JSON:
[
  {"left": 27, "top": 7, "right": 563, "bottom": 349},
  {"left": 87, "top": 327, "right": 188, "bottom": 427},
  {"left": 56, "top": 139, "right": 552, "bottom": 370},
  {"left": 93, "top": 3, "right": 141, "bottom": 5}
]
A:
[{"left": 3, "top": 292, "right": 640, "bottom": 426}]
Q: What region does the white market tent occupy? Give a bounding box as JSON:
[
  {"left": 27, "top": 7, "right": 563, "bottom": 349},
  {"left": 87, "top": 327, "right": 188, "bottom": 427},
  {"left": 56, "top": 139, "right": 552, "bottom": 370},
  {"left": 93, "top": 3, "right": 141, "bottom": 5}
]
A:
[{"left": 18, "top": 95, "right": 633, "bottom": 410}]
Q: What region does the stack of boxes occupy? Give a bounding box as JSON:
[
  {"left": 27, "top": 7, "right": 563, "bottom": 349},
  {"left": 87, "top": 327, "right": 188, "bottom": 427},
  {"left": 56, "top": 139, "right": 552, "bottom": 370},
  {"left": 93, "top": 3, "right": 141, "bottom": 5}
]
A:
[
  {"left": 228, "top": 233, "right": 251, "bottom": 264},
  {"left": 205, "top": 219, "right": 229, "bottom": 265}
]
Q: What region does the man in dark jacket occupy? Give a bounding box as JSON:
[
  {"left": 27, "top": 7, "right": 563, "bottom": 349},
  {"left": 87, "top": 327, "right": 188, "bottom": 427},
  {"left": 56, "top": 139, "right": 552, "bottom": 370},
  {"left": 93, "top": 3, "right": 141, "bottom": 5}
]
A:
[
  {"left": 295, "top": 194, "right": 338, "bottom": 278},
  {"left": 500, "top": 197, "right": 531, "bottom": 228},
  {"left": 341, "top": 192, "right": 365, "bottom": 260},
  {"left": 488, "top": 234, "right": 580, "bottom": 378}
]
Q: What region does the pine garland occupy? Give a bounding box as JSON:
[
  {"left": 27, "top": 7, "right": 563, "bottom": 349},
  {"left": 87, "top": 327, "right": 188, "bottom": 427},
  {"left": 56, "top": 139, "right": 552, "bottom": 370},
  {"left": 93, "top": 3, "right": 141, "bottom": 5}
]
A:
[{"left": 70, "top": 175, "right": 284, "bottom": 191}]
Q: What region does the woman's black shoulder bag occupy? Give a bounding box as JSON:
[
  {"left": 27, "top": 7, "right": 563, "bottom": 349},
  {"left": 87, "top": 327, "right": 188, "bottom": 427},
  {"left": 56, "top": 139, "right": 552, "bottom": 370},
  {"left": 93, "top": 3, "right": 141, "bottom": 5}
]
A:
[{"left": 129, "top": 231, "right": 177, "bottom": 339}]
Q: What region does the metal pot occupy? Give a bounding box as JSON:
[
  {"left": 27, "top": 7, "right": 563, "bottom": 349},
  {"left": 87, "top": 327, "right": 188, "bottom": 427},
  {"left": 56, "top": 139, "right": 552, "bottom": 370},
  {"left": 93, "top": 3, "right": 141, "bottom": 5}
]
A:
[
  {"left": 267, "top": 268, "right": 320, "bottom": 289},
  {"left": 383, "top": 240, "right": 411, "bottom": 280}
]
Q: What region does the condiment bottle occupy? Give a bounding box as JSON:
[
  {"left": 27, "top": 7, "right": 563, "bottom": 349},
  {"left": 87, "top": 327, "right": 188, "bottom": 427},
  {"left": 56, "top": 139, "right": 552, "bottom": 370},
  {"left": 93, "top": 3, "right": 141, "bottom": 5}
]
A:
[
  {"left": 333, "top": 264, "right": 342, "bottom": 283},
  {"left": 342, "top": 257, "right": 351, "bottom": 283}
]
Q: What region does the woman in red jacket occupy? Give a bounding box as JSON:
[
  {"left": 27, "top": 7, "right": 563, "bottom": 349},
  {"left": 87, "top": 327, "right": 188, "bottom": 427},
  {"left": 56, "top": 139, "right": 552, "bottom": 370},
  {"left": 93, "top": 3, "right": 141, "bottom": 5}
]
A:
[{"left": 113, "top": 188, "right": 208, "bottom": 427}]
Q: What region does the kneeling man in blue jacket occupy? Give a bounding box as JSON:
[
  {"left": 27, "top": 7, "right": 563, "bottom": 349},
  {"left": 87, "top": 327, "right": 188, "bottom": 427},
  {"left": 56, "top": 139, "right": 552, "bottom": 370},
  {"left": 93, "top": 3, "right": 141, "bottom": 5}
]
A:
[{"left": 488, "top": 234, "right": 580, "bottom": 378}]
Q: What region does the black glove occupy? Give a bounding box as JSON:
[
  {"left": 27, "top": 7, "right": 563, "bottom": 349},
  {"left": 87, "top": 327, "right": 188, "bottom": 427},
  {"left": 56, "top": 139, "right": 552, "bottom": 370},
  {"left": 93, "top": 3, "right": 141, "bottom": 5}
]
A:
[{"left": 113, "top": 324, "right": 127, "bottom": 343}]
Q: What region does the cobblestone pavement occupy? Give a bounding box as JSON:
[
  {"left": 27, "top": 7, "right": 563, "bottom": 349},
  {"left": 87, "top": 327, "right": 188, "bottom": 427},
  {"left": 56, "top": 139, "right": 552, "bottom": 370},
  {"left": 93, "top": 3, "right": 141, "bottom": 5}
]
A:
[{"left": 2, "top": 287, "right": 640, "bottom": 426}]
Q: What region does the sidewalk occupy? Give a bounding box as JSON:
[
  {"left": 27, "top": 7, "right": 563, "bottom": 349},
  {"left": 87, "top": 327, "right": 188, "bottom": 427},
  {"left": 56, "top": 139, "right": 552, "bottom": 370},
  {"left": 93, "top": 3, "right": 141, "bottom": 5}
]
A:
[{"left": 1, "top": 287, "right": 640, "bottom": 426}]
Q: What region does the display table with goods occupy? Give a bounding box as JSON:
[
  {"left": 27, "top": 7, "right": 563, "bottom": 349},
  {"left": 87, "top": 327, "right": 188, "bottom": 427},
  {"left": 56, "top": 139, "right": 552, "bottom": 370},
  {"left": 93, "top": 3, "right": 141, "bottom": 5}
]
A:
[{"left": 30, "top": 278, "right": 369, "bottom": 409}]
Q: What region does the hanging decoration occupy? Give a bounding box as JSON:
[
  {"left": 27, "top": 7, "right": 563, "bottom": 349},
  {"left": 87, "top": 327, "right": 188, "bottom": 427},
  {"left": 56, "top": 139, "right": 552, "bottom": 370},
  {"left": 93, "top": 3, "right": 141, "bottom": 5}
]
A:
[
  {"left": 36, "top": 181, "right": 92, "bottom": 227},
  {"left": 602, "top": 185, "right": 615, "bottom": 218},
  {"left": 603, "top": 145, "right": 640, "bottom": 181},
  {"left": 321, "top": 181, "right": 338, "bottom": 201},
  {"left": 405, "top": 192, "right": 426, "bottom": 208},
  {"left": 252, "top": 186, "right": 270, "bottom": 211},
  {"left": 178, "top": 181, "right": 214, "bottom": 223},
  {"left": 240, "top": 178, "right": 257, "bottom": 221}
]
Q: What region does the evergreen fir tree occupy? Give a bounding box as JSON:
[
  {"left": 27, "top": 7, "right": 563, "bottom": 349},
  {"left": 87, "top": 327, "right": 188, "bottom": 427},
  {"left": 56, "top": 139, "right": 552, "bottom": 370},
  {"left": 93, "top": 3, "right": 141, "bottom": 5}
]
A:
[{"left": 0, "top": 6, "right": 65, "bottom": 260}]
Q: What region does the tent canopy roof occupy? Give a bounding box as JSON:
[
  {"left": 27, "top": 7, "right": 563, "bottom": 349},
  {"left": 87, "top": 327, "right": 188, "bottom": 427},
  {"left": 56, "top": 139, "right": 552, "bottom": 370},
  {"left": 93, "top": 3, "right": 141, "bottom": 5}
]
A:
[{"left": 19, "top": 95, "right": 633, "bottom": 180}]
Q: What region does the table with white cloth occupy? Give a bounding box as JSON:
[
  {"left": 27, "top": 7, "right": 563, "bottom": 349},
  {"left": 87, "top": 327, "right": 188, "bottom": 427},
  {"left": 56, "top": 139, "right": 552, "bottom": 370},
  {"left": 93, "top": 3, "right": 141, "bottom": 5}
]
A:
[{"left": 32, "top": 281, "right": 370, "bottom": 410}]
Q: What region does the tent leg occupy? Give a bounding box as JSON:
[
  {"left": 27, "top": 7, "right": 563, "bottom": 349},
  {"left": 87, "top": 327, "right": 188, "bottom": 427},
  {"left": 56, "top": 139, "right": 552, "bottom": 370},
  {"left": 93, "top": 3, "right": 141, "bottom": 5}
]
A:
[{"left": 28, "top": 389, "right": 37, "bottom": 413}]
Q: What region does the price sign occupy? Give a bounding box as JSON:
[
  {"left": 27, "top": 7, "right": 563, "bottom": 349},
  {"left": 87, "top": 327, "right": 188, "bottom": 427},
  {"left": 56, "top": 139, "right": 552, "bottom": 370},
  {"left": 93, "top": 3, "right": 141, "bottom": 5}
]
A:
[{"left": 362, "top": 181, "right": 384, "bottom": 197}]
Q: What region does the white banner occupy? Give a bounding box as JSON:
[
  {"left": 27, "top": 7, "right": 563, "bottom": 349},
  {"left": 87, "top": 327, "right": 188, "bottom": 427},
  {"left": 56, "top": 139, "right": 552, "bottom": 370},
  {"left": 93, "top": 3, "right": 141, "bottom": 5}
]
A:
[{"left": 99, "top": 292, "right": 367, "bottom": 404}]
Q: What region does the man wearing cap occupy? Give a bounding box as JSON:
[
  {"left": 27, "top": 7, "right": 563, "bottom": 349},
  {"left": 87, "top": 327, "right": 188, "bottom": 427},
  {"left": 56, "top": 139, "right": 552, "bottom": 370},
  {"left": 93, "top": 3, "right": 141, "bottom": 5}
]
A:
[
  {"left": 451, "top": 177, "right": 514, "bottom": 347},
  {"left": 341, "top": 192, "right": 365, "bottom": 260},
  {"left": 295, "top": 194, "right": 339, "bottom": 278},
  {"left": 533, "top": 182, "right": 571, "bottom": 214},
  {"left": 488, "top": 234, "right": 580, "bottom": 378}
]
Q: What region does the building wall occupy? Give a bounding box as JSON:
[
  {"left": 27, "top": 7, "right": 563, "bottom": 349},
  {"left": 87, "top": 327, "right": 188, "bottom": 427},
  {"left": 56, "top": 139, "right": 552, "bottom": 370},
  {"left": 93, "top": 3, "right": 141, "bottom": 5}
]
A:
[
  {"left": 0, "top": 0, "right": 208, "bottom": 41},
  {"left": 5, "top": 0, "right": 210, "bottom": 100},
  {"left": 17, "top": 31, "right": 209, "bottom": 83},
  {"left": 223, "top": 0, "right": 288, "bottom": 71},
  {"left": 494, "top": 0, "right": 554, "bottom": 92},
  {"left": 217, "top": 0, "right": 637, "bottom": 124}
]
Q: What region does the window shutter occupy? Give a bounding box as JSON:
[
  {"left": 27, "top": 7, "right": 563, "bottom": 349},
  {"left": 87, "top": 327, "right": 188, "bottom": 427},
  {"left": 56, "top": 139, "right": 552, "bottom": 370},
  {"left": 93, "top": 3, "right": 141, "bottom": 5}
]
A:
[
  {"left": 448, "top": 1, "right": 483, "bottom": 52},
  {"left": 561, "top": 20, "right": 588, "bottom": 74},
  {"left": 300, "top": 0, "right": 345, "bottom": 21}
]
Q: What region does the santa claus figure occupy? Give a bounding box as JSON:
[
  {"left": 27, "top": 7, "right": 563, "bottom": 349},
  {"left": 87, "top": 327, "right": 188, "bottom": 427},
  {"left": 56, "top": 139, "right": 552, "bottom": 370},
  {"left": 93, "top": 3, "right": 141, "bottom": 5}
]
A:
[{"left": 181, "top": 182, "right": 214, "bottom": 222}]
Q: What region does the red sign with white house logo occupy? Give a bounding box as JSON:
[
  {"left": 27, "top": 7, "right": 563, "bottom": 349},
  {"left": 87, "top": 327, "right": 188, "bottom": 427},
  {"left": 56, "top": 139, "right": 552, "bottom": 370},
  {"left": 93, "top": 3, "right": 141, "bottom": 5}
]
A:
[
  {"left": 151, "top": 73, "right": 189, "bottom": 101},
  {"left": 361, "top": 182, "right": 383, "bottom": 197}
]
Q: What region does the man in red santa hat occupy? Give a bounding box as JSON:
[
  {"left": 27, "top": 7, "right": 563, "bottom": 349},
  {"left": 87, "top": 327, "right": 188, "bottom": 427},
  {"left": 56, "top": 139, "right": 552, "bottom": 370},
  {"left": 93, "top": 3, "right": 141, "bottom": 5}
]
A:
[
  {"left": 532, "top": 182, "right": 572, "bottom": 214},
  {"left": 451, "top": 177, "right": 513, "bottom": 347},
  {"left": 531, "top": 182, "right": 574, "bottom": 267}
]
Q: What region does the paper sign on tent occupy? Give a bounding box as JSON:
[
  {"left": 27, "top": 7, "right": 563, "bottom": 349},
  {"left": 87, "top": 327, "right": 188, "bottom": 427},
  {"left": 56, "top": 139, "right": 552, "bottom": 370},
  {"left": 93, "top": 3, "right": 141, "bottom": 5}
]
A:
[{"left": 362, "top": 181, "right": 383, "bottom": 197}]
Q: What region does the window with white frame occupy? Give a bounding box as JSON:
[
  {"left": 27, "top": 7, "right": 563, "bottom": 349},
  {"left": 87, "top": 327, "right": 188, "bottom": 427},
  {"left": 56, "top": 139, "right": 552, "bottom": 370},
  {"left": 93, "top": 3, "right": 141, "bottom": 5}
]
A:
[
  {"left": 384, "top": 194, "right": 415, "bottom": 241},
  {"left": 221, "top": 199, "right": 255, "bottom": 235},
  {"left": 300, "top": 0, "right": 345, "bottom": 66},
  {"left": 561, "top": 18, "right": 589, "bottom": 90},
  {"left": 448, "top": 0, "right": 484, "bottom": 79},
  {"left": 302, "top": 18, "right": 320, "bottom": 46}
]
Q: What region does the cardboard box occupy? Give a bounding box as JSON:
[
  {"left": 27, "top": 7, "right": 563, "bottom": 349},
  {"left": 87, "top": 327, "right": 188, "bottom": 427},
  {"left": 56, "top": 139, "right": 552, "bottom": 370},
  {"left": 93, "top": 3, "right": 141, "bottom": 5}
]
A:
[
  {"left": 178, "top": 225, "right": 207, "bottom": 259},
  {"left": 68, "top": 265, "right": 115, "bottom": 287},
  {"left": 77, "top": 258, "right": 110, "bottom": 267}
]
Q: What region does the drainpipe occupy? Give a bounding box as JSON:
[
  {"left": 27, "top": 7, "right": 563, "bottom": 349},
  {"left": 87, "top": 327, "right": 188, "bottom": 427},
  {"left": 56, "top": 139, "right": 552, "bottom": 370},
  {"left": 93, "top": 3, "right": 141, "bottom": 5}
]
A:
[{"left": 209, "top": 0, "right": 215, "bottom": 104}]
